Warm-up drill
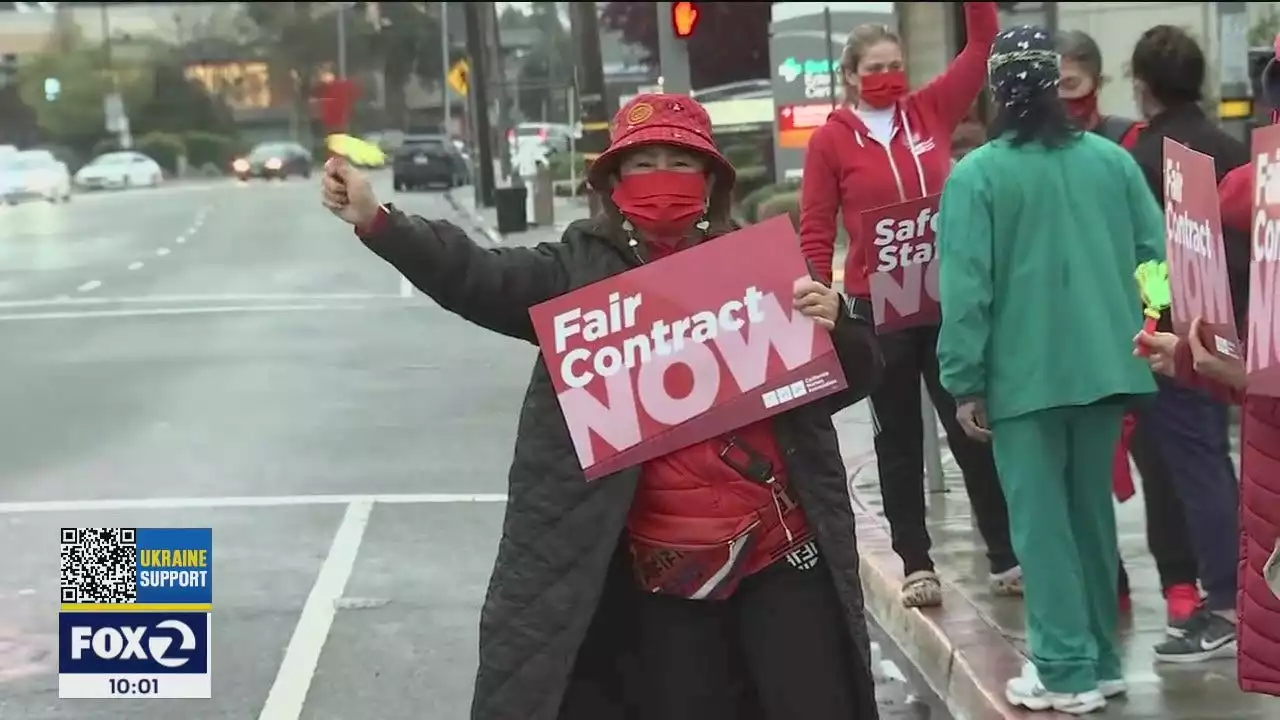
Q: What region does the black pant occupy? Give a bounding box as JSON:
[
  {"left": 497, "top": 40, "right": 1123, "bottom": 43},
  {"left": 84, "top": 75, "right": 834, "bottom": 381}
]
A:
[
  {"left": 867, "top": 325, "right": 1016, "bottom": 576},
  {"left": 634, "top": 560, "right": 864, "bottom": 720},
  {"left": 1119, "top": 410, "right": 1199, "bottom": 594}
]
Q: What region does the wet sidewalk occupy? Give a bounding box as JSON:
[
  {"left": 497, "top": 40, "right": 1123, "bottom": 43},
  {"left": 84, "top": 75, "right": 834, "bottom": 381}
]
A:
[
  {"left": 445, "top": 186, "right": 587, "bottom": 246},
  {"left": 833, "top": 403, "right": 1278, "bottom": 719}
]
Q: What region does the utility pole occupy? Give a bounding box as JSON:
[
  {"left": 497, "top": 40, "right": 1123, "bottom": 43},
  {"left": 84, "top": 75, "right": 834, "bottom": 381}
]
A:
[
  {"left": 440, "top": 1, "right": 451, "bottom": 136},
  {"left": 98, "top": 2, "right": 130, "bottom": 149},
  {"left": 655, "top": 2, "right": 692, "bottom": 94},
  {"left": 464, "top": 2, "right": 496, "bottom": 207},
  {"left": 569, "top": 3, "right": 610, "bottom": 179}
]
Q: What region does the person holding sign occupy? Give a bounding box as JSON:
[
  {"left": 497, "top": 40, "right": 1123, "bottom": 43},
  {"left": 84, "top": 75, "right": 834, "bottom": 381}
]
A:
[
  {"left": 321, "top": 94, "right": 884, "bottom": 720},
  {"left": 1057, "top": 28, "right": 1205, "bottom": 633},
  {"left": 799, "top": 1, "right": 1020, "bottom": 609},
  {"left": 1125, "top": 25, "right": 1251, "bottom": 663},
  {"left": 935, "top": 26, "right": 1166, "bottom": 713}
]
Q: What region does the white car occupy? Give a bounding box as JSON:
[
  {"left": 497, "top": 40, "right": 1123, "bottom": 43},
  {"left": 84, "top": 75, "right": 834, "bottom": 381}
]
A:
[
  {"left": 74, "top": 151, "right": 163, "bottom": 190},
  {"left": 0, "top": 149, "right": 72, "bottom": 205}
]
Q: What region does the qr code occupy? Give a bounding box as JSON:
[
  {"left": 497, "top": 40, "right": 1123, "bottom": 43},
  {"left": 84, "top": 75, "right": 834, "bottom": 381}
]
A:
[{"left": 60, "top": 528, "right": 138, "bottom": 604}]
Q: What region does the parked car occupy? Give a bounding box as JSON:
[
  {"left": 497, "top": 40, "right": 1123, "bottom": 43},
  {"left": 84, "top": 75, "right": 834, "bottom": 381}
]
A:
[
  {"left": 393, "top": 136, "right": 471, "bottom": 190},
  {"left": 74, "top": 151, "right": 163, "bottom": 190},
  {"left": 507, "top": 123, "right": 574, "bottom": 157},
  {"left": 231, "top": 142, "right": 313, "bottom": 181},
  {"left": 0, "top": 149, "right": 71, "bottom": 205}
]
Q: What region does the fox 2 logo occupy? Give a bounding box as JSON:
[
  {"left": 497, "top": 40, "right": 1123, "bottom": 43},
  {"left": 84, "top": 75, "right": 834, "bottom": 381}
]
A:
[{"left": 59, "top": 612, "right": 209, "bottom": 674}]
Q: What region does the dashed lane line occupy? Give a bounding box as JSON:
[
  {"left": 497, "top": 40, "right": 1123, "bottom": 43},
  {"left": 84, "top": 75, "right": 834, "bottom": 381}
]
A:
[
  {"left": 76, "top": 280, "right": 101, "bottom": 293},
  {"left": 156, "top": 247, "right": 171, "bottom": 257},
  {"left": 127, "top": 262, "right": 144, "bottom": 271}
]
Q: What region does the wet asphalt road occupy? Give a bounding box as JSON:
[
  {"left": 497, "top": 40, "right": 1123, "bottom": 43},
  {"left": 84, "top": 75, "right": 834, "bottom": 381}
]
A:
[{"left": 0, "top": 176, "right": 948, "bottom": 719}]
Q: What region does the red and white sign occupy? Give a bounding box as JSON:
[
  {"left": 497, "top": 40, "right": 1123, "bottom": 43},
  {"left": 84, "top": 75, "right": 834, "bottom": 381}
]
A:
[
  {"left": 777, "top": 103, "right": 833, "bottom": 132},
  {"left": 1247, "top": 125, "right": 1280, "bottom": 397},
  {"left": 1163, "top": 138, "right": 1241, "bottom": 357},
  {"left": 862, "top": 195, "right": 941, "bottom": 331},
  {"left": 529, "top": 216, "right": 849, "bottom": 480}
]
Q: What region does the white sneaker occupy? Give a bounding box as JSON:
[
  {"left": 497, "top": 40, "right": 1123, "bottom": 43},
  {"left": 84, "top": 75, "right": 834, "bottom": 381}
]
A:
[
  {"left": 1098, "top": 678, "right": 1128, "bottom": 698},
  {"left": 1005, "top": 663, "right": 1107, "bottom": 714},
  {"left": 989, "top": 565, "right": 1025, "bottom": 597}
]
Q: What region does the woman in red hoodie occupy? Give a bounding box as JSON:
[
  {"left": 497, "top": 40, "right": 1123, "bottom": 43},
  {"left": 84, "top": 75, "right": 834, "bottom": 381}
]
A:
[
  {"left": 799, "top": 1, "right": 1019, "bottom": 607},
  {"left": 322, "top": 94, "right": 885, "bottom": 720}
]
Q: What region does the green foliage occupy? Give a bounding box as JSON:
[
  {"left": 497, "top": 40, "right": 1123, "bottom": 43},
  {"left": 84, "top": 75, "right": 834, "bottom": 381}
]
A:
[
  {"left": 17, "top": 46, "right": 150, "bottom": 151},
  {"left": 135, "top": 132, "right": 186, "bottom": 174},
  {"left": 1250, "top": 7, "right": 1280, "bottom": 46},
  {"left": 547, "top": 151, "right": 590, "bottom": 182},
  {"left": 183, "top": 131, "right": 241, "bottom": 169},
  {"left": 738, "top": 179, "right": 799, "bottom": 223},
  {"left": 756, "top": 190, "right": 801, "bottom": 228},
  {"left": 131, "top": 57, "right": 237, "bottom": 139},
  {"left": 510, "top": 2, "right": 576, "bottom": 124}
]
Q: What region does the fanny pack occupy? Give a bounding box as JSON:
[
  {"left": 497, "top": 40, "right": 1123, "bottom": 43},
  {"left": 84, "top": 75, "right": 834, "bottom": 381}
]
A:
[{"left": 629, "top": 435, "right": 799, "bottom": 601}]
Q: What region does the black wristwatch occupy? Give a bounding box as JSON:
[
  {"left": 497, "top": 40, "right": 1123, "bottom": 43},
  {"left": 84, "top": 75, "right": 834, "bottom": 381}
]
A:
[{"left": 841, "top": 294, "right": 873, "bottom": 326}]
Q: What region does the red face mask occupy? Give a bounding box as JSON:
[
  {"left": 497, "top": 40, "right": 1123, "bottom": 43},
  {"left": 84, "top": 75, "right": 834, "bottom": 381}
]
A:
[
  {"left": 612, "top": 170, "right": 708, "bottom": 246},
  {"left": 1065, "top": 92, "right": 1100, "bottom": 125},
  {"left": 859, "top": 70, "right": 908, "bottom": 109}
]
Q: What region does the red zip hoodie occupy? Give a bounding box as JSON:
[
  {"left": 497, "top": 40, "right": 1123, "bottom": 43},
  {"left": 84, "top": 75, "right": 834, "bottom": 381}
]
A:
[
  {"left": 1218, "top": 162, "right": 1280, "bottom": 696},
  {"left": 798, "top": 1, "right": 999, "bottom": 293}
]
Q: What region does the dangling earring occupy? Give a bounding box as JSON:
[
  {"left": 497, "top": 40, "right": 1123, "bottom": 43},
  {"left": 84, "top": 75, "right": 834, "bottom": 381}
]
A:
[
  {"left": 622, "top": 219, "right": 638, "bottom": 248},
  {"left": 695, "top": 217, "right": 710, "bottom": 234}
]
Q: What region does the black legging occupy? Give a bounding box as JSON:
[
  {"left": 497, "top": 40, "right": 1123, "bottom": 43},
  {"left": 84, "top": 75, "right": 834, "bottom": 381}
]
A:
[{"left": 1118, "top": 408, "right": 1199, "bottom": 594}]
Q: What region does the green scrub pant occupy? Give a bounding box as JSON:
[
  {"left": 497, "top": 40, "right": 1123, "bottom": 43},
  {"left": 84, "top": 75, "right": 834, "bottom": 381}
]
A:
[{"left": 991, "top": 402, "right": 1124, "bottom": 694}]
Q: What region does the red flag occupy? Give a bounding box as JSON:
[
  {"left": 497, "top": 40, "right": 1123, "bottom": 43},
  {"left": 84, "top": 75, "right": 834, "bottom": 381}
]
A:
[{"left": 314, "top": 79, "right": 360, "bottom": 132}]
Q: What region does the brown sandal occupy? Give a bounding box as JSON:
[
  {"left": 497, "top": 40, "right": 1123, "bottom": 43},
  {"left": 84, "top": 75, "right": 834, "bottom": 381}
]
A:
[{"left": 902, "top": 570, "right": 943, "bottom": 608}]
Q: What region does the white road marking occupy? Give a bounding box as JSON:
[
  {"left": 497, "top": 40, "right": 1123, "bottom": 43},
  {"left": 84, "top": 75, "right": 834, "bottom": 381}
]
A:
[
  {"left": 259, "top": 501, "right": 373, "bottom": 720},
  {"left": 155, "top": 247, "right": 171, "bottom": 257},
  {"left": 187, "top": 226, "right": 199, "bottom": 235},
  {"left": 76, "top": 280, "right": 101, "bottom": 293},
  {"left": 0, "top": 305, "right": 380, "bottom": 322},
  {"left": 0, "top": 293, "right": 405, "bottom": 309},
  {"left": 398, "top": 276, "right": 414, "bottom": 298},
  {"left": 0, "top": 492, "right": 507, "bottom": 514},
  {"left": 127, "top": 262, "right": 144, "bottom": 271},
  {"left": 175, "top": 236, "right": 186, "bottom": 244}
]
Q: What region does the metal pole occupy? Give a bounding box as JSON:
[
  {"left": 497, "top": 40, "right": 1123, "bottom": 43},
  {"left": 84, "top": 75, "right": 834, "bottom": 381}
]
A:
[
  {"left": 464, "top": 2, "right": 496, "bottom": 207},
  {"left": 336, "top": 2, "right": 348, "bottom": 79},
  {"left": 440, "top": 1, "right": 451, "bottom": 136},
  {"left": 655, "top": 1, "right": 692, "bottom": 94},
  {"left": 922, "top": 382, "right": 945, "bottom": 494}
]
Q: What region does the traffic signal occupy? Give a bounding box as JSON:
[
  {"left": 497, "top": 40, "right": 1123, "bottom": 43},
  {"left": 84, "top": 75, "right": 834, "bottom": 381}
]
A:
[{"left": 672, "top": 2, "right": 699, "bottom": 39}]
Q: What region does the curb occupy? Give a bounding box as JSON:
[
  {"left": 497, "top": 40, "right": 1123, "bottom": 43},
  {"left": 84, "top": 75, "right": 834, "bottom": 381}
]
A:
[
  {"left": 442, "top": 189, "right": 503, "bottom": 245},
  {"left": 844, "top": 461, "right": 1065, "bottom": 719}
]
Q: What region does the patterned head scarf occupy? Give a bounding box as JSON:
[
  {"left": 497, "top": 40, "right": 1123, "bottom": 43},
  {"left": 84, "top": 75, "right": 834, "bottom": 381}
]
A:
[{"left": 988, "top": 26, "right": 1060, "bottom": 117}]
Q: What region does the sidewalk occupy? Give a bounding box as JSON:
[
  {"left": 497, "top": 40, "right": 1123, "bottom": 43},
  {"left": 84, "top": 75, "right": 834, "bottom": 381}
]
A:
[
  {"left": 445, "top": 186, "right": 588, "bottom": 246},
  {"left": 832, "top": 403, "right": 1273, "bottom": 719}
]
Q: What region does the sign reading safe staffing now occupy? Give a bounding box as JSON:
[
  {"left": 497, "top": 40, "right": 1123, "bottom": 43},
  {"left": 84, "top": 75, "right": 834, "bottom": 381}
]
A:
[
  {"left": 1247, "top": 124, "right": 1280, "bottom": 397},
  {"left": 529, "top": 215, "right": 849, "bottom": 480},
  {"left": 863, "top": 194, "right": 941, "bottom": 331},
  {"left": 1163, "top": 138, "right": 1241, "bottom": 358}
]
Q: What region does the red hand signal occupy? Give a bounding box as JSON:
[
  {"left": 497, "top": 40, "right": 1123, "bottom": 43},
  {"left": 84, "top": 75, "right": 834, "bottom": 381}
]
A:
[{"left": 673, "top": 2, "right": 698, "bottom": 39}]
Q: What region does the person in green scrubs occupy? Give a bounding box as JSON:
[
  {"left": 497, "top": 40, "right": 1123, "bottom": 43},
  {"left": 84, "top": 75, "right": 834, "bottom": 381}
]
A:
[{"left": 934, "top": 26, "right": 1166, "bottom": 715}]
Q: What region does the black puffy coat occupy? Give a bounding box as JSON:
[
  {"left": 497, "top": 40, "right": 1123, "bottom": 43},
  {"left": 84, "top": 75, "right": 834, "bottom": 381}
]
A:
[{"left": 359, "top": 208, "right": 884, "bottom": 720}]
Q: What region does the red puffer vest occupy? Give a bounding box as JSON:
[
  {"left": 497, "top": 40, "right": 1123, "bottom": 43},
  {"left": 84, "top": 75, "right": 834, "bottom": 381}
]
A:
[
  {"left": 1239, "top": 396, "right": 1280, "bottom": 695},
  {"left": 628, "top": 420, "right": 812, "bottom": 600}
]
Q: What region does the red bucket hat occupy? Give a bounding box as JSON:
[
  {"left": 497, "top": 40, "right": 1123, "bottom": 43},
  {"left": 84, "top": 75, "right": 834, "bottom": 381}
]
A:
[{"left": 587, "top": 93, "right": 735, "bottom": 193}]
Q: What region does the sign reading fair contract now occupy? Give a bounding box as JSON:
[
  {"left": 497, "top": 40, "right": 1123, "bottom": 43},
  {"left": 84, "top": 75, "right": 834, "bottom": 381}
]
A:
[
  {"left": 1247, "top": 125, "right": 1280, "bottom": 397},
  {"left": 863, "top": 195, "right": 941, "bottom": 331},
  {"left": 1163, "top": 138, "right": 1241, "bottom": 357},
  {"left": 529, "top": 216, "right": 849, "bottom": 479}
]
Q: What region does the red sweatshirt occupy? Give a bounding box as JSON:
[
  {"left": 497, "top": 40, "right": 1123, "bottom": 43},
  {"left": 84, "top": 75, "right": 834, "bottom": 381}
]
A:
[
  {"left": 798, "top": 2, "right": 1000, "bottom": 292},
  {"left": 1217, "top": 164, "right": 1280, "bottom": 696}
]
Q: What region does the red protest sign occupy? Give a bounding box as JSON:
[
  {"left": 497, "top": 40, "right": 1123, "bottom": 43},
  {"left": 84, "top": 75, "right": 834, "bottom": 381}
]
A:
[
  {"left": 314, "top": 78, "right": 360, "bottom": 132},
  {"left": 863, "top": 195, "right": 941, "bottom": 331},
  {"left": 1163, "top": 138, "right": 1241, "bottom": 358},
  {"left": 529, "top": 215, "right": 849, "bottom": 480},
  {"left": 1246, "top": 124, "right": 1280, "bottom": 397}
]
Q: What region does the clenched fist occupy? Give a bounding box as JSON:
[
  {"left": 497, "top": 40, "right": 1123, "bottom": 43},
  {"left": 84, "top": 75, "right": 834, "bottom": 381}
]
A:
[{"left": 321, "top": 158, "right": 380, "bottom": 228}]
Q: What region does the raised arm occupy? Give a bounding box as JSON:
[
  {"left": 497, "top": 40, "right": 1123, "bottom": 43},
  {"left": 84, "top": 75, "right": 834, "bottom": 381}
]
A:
[
  {"left": 935, "top": 159, "right": 995, "bottom": 401},
  {"left": 358, "top": 206, "right": 570, "bottom": 342},
  {"left": 798, "top": 128, "right": 843, "bottom": 285},
  {"left": 912, "top": 2, "right": 1000, "bottom": 133}
]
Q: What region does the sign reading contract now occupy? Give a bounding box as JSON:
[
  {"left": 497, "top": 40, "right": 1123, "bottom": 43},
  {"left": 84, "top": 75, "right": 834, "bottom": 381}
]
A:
[
  {"left": 529, "top": 216, "right": 849, "bottom": 480},
  {"left": 863, "top": 195, "right": 941, "bottom": 331},
  {"left": 1247, "top": 124, "right": 1280, "bottom": 397}
]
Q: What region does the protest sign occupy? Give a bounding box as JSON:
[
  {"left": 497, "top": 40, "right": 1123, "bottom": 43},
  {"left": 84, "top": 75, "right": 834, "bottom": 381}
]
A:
[
  {"left": 529, "top": 215, "right": 849, "bottom": 480},
  {"left": 1247, "top": 124, "right": 1280, "bottom": 397},
  {"left": 863, "top": 195, "right": 941, "bottom": 331},
  {"left": 1163, "top": 138, "right": 1241, "bottom": 358}
]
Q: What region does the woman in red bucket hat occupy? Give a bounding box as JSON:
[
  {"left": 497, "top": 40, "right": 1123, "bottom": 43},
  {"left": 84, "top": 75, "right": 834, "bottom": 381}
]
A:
[{"left": 320, "top": 92, "right": 884, "bottom": 720}]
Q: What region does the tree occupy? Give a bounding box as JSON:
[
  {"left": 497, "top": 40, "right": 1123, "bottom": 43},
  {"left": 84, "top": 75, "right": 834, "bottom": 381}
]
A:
[
  {"left": 369, "top": 2, "right": 444, "bottom": 131},
  {"left": 510, "top": 2, "right": 575, "bottom": 122},
  {"left": 600, "top": 2, "right": 771, "bottom": 90},
  {"left": 130, "top": 54, "right": 236, "bottom": 138}
]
